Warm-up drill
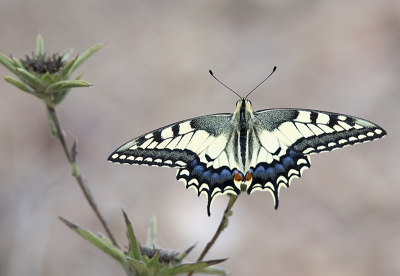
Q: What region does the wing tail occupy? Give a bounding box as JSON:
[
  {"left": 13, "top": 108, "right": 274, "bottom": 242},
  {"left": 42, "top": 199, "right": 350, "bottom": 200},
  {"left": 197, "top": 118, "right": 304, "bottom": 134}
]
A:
[{"left": 177, "top": 157, "right": 241, "bottom": 216}]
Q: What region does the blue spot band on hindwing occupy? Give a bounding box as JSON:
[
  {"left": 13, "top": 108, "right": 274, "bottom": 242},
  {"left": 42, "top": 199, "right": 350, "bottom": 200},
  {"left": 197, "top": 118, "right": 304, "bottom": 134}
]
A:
[
  {"left": 177, "top": 157, "right": 241, "bottom": 216},
  {"left": 177, "top": 149, "right": 310, "bottom": 215},
  {"left": 248, "top": 149, "right": 311, "bottom": 208}
]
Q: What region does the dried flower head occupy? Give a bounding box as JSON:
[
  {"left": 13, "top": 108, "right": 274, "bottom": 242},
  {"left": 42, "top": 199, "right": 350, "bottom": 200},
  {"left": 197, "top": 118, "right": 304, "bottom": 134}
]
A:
[
  {"left": 139, "top": 246, "right": 180, "bottom": 264},
  {"left": 21, "top": 53, "right": 65, "bottom": 75}
]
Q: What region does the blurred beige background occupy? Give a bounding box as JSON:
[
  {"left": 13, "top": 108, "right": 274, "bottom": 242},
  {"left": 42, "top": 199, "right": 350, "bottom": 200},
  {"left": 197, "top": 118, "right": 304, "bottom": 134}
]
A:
[{"left": 0, "top": 0, "right": 399, "bottom": 275}]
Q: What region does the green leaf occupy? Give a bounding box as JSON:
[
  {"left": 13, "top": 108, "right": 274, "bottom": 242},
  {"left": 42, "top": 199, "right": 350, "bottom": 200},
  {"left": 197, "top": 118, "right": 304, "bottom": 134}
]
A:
[
  {"left": 146, "top": 253, "right": 161, "bottom": 275},
  {"left": 123, "top": 210, "right": 143, "bottom": 261},
  {"left": 59, "top": 217, "right": 127, "bottom": 266},
  {"left": 0, "top": 53, "right": 17, "bottom": 74},
  {"left": 176, "top": 259, "right": 226, "bottom": 274},
  {"left": 52, "top": 72, "right": 61, "bottom": 82},
  {"left": 4, "top": 76, "right": 33, "bottom": 93},
  {"left": 61, "top": 48, "right": 74, "bottom": 62},
  {"left": 15, "top": 68, "right": 45, "bottom": 91},
  {"left": 41, "top": 72, "right": 54, "bottom": 87},
  {"left": 10, "top": 56, "right": 25, "bottom": 69},
  {"left": 60, "top": 55, "right": 78, "bottom": 79},
  {"left": 53, "top": 89, "right": 70, "bottom": 105},
  {"left": 45, "top": 80, "right": 92, "bottom": 94},
  {"left": 195, "top": 265, "right": 229, "bottom": 275},
  {"left": 126, "top": 257, "right": 149, "bottom": 276},
  {"left": 36, "top": 34, "right": 45, "bottom": 57},
  {"left": 146, "top": 215, "right": 157, "bottom": 247},
  {"left": 157, "top": 260, "right": 220, "bottom": 275},
  {"left": 65, "top": 43, "right": 103, "bottom": 78},
  {"left": 176, "top": 244, "right": 196, "bottom": 262},
  {"left": 74, "top": 73, "right": 84, "bottom": 80},
  {"left": 52, "top": 73, "right": 82, "bottom": 104}
]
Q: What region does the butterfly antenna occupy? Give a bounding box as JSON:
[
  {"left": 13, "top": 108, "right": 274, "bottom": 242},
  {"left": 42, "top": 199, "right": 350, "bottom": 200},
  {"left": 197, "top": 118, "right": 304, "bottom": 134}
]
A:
[
  {"left": 209, "top": 70, "right": 242, "bottom": 99},
  {"left": 245, "top": 66, "right": 277, "bottom": 99}
]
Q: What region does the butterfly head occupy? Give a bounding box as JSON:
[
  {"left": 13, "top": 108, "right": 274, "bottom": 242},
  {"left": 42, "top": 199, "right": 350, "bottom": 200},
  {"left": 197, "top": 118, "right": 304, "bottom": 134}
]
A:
[
  {"left": 233, "top": 98, "right": 255, "bottom": 124},
  {"left": 236, "top": 98, "right": 252, "bottom": 107}
]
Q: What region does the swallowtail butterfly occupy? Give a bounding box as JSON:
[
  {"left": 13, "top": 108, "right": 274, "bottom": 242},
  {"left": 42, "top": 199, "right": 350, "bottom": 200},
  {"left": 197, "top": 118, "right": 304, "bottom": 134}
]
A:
[{"left": 108, "top": 67, "right": 386, "bottom": 216}]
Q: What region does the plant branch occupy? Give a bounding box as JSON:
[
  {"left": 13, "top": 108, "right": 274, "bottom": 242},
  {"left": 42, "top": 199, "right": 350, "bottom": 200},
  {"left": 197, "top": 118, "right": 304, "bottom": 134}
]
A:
[
  {"left": 187, "top": 194, "right": 238, "bottom": 276},
  {"left": 47, "top": 106, "right": 120, "bottom": 248}
]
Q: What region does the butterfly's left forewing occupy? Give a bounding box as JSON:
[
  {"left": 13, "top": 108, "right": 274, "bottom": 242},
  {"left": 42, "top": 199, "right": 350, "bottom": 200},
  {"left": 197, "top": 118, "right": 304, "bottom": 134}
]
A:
[{"left": 108, "top": 114, "right": 232, "bottom": 167}]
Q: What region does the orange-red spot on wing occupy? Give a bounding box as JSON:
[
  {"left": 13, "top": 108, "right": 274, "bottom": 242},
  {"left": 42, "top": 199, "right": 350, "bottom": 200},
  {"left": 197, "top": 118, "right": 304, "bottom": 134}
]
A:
[
  {"left": 233, "top": 171, "right": 244, "bottom": 182},
  {"left": 245, "top": 171, "right": 253, "bottom": 182}
]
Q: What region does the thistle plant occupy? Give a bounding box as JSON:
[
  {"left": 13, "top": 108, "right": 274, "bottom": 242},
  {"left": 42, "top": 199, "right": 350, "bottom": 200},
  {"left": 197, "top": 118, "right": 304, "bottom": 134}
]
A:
[
  {"left": 0, "top": 34, "right": 101, "bottom": 108},
  {"left": 0, "top": 34, "right": 120, "bottom": 245},
  {"left": 1, "top": 35, "right": 230, "bottom": 275},
  {"left": 60, "top": 211, "right": 228, "bottom": 276}
]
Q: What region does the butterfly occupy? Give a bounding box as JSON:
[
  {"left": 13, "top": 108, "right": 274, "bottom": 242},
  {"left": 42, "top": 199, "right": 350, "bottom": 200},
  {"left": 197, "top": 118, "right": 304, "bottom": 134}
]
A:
[{"left": 108, "top": 67, "right": 386, "bottom": 216}]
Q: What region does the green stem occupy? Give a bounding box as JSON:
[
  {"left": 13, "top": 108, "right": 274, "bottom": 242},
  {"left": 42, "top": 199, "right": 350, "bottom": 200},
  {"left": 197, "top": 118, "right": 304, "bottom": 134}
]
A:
[
  {"left": 187, "top": 194, "right": 238, "bottom": 276},
  {"left": 47, "top": 105, "right": 120, "bottom": 248}
]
